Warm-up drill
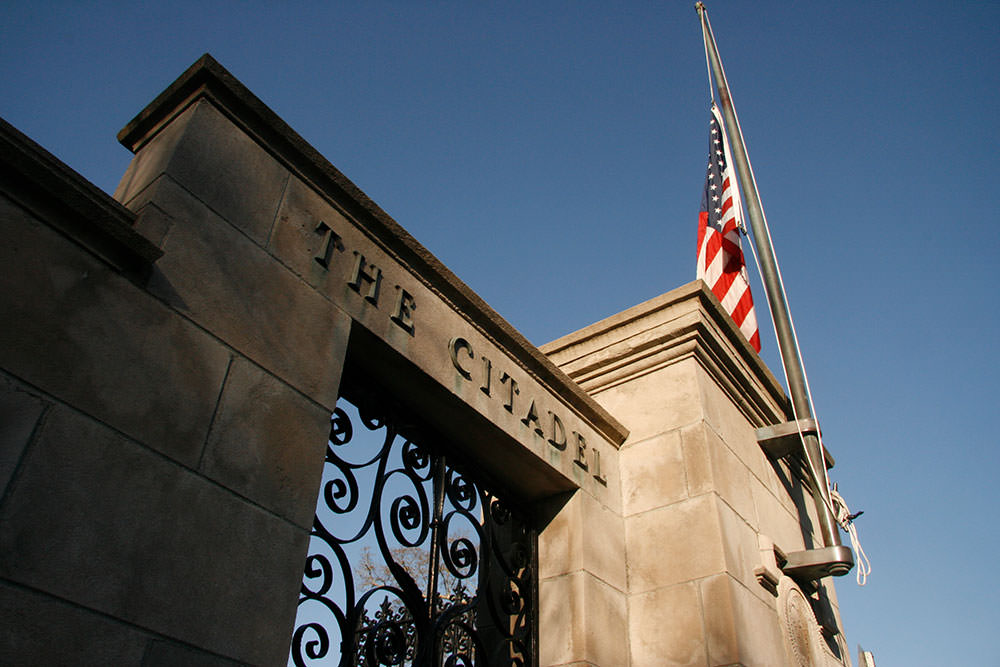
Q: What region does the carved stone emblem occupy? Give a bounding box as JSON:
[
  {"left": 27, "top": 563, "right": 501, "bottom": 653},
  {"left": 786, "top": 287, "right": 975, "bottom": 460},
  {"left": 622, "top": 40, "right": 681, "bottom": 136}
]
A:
[{"left": 778, "top": 577, "right": 824, "bottom": 667}]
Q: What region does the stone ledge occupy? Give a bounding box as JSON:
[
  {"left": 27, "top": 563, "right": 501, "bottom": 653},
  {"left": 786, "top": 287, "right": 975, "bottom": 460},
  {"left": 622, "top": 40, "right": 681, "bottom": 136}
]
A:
[
  {"left": 116, "top": 54, "right": 627, "bottom": 449},
  {"left": 0, "top": 117, "right": 161, "bottom": 281},
  {"left": 542, "top": 280, "right": 790, "bottom": 428}
]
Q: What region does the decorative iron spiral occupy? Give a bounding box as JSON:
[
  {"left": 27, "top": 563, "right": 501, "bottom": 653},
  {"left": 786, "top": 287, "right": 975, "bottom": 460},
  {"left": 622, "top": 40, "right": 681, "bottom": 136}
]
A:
[{"left": 290, "top": 392, "right": 536, "bottom": 666}]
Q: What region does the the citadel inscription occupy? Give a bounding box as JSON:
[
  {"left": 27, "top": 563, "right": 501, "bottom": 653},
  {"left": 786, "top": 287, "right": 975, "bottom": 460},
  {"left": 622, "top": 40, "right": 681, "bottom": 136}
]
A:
[
  {"left": 313, "top": 220, "right": 417, "bottom": 335},
  {"left": 310, "top": 218, "right": 607, "bottom": 488},
  {"left": 449, "top": 336, "right": 607, "bottom": 486}
]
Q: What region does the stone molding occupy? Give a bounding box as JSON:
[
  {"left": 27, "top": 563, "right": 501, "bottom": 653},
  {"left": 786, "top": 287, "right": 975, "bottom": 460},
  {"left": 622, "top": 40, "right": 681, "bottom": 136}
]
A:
[
  {"left": 116, "top": 53, "right": 628, "bottom": 448},
  {"left": 542, "top": 280, "right": 792, "bottom": 428},
  {"left": 0, "top": 117, "right": 161, "bottom": 280}
]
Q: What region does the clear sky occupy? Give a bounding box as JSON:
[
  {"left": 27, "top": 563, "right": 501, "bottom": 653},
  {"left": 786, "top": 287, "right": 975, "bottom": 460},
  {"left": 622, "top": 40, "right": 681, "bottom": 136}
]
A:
[{"left": 3, "top": 1, "right": 998, "bottom": 664}]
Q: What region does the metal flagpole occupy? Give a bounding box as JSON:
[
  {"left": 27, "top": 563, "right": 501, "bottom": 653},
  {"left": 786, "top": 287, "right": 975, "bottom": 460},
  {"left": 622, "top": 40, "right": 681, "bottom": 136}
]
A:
[{"left": 695, "top": 2, "right": 853, "bottom": 578}]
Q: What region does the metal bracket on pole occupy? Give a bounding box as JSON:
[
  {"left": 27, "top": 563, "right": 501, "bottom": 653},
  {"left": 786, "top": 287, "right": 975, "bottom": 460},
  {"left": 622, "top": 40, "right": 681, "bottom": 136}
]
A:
[
  {"left": 781, "top": 545, "right": 854, "bottom": 581},
  {"left": 756, "top": 419, "right": 835, "bottom": 470}
]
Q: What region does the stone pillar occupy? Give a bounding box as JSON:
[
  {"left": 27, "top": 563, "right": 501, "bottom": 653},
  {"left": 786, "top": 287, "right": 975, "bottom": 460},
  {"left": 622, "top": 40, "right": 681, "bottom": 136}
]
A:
[
  {"left": 0, "top": 66, "right": 352, "bottom": 664},
  {"left": 542, "top": 281, "right": 851, "bottom": 667},
  {"left": 537, "top": 485, "right": 628, "bottom": 666}
]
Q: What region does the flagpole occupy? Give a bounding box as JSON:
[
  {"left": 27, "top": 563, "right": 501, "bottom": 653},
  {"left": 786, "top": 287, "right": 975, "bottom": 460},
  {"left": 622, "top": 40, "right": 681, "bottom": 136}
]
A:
[{"left": 695, "top": 2, "right": 852, "bottom": 577}]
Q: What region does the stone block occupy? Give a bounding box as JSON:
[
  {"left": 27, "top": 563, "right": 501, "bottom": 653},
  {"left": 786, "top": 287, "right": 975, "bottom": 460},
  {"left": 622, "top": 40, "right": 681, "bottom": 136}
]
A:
[
  {"left": 581, "top": 494, "right": 627, "bottom": 593},
  {"left": 701, "top": 573, "right": 786, "bottom": 667},
  {"left": 628, "top": 580, "right": 706, "bottom": 666},
  {"left": 114, "top": 101, "right": 199, "bottom": 206},
  {"left": 132, "top": 200, "right": 176, "bottom": 248},
  {"left": 142, "top": 640, "right": 243, "bottom": 666},
  {"left": 626, "top": 494, "right": 725, "bottom": 594},
  {"left": 537, "top": 493, "right": 575, "bottom": 582},
  {"left": 0, "top": 406, "right": 309, "bottom": 665},
  {"left": 267, "top": 174, "right": 356, "bottom": 293},
  {"left": 538, "top": 573, "right": 578, "bottom": 666},
  {"left": 0, "top": 373, "right": 46, "bottom": 496},
  {"left": 695, "top": 365, "right": 769, "bottom": 484},
  {"left": 715, "top": 496, "right": 772, "bottom": 607},
  {"left": 682, "top": 422, "right": 758, "bottom": 528},
  {"left": 760, "top": 454, "right": 802, "bottom": 519},
  {"left": 538, "top": 490, "right": 626, "bottom": 592},
  {"left": 0, "top": 197, "right": 231, "bottom": 467},
  {"left": 539, "top": 571, "right": 627, "bottom": 667},
  {"left": 143, "top": 175, "right": 350, "bottom": 410},
  {"left": 120, "top": 99, "right": 290, "bottom": 246},
  {"left": 620, "top": 429, "right": 687, "bottom": 517},
  {"left": 752, "top": 479, "right": 808, "bottom": 555},
  {"left": 592, "top": 357, "right": 703, "bottom": 444},
  {"left": 200, "top": 357, "right": 333, "bottom": 528},
  {"left": 0, "top": 581, "right": 150, "bottom": 666}
]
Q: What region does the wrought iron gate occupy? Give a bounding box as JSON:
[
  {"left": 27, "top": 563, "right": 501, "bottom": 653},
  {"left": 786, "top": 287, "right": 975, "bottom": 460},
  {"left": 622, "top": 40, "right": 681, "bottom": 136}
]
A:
[{"left": 290, "top": 387, "right": 538, "bottom": 667}]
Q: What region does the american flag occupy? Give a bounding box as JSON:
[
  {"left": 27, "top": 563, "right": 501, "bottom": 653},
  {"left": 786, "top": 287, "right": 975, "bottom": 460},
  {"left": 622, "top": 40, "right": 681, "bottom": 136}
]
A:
[{"left": 696, "top": 104, "right": 760, "bottom": 352}]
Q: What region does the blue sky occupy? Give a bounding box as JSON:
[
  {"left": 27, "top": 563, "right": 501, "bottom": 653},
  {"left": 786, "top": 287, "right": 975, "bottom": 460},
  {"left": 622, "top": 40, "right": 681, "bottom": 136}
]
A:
[{"left": 3, "top": 1, "right": 998, "bottom": 664}]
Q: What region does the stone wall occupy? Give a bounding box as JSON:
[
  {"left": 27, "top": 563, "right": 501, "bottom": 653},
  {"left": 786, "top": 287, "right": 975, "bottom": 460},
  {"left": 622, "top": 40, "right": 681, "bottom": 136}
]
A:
[{"left": 0, "top": 115, "right": 333, "bottom": 664}]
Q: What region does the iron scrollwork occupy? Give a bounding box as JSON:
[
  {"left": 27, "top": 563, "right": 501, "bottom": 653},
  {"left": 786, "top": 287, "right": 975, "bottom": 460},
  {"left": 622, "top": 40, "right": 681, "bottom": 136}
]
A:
[{"left": 290, "top": 391, "right": 536, "bottom": 666}]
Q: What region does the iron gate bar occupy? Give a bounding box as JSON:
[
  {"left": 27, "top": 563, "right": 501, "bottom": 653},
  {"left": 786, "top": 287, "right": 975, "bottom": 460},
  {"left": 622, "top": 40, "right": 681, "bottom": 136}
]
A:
[{"left": 290, "top": 386, "right": 537, "bottom": 667}]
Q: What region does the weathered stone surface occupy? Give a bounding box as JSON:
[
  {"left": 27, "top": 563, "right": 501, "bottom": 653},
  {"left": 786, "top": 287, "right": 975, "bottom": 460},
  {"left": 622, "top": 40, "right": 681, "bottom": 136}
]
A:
[
  {"left": 539, "top": 571, "right": 627, "bottom": 667},
  {"left": 0, "top": 117, "right": 160, "bottom": 279},
  {"left": 716, "top": 496, "right": 771, "bottom": 607},
  {"left": 696, "top": 364, "right": 771, "bottom": 485},
  {"left": 538, "top": 573, "right": 577, "bottom": 666},
  {"left": 752, "top": 478, "right": 809, "bottom": 555},
  {"left": 142, "top": 640, "right": 244, "bottom": 667},
  {"left": 701, "top": 573, "right": 787, "bottom": 667},
  {"left": 0, "top": 406, "right": 308, "bottom": 665},
  {"left": 591, "top": 357, "right": 704, "bottom": 444},
  {"left": 620, "top": 429, "right": 687, "bottom": 517},
  {"left": 0, "top": 195, "right": 231, "bottom": 467},
  {"left": 579, "top": 574, "right": 628, "bottom": 667},
  {"left": 538, "top": 490, "right": 626, "bottom": 592},
  {"left": 628, "top": 581, "right": 706, "bottom": 666},
  {"left": 114, "top": 100, "right": 199, "bottom": 206},
  {"left": 626, "top": 493, "right": 725, "bottom": 594},
  {"left": 201, "top": 356, "right": 333, "bottom": 528},
  {"left": 143, "top": 175, "right": 350, "bottom": 410},
  {"left": 0, "top": 373, "right": 45, "bottom": 497},
  {"left": 0, "top": 581, "right": 149, "bottom": 666},
  {"left": 682, "top": 422, "right": 758, "bottom": 528},
  {"left": 266, "top": 173, "right": 355, "bottom": 293},
  {"left": 119, "top": 99, "right": 290, "bottom": 246}
]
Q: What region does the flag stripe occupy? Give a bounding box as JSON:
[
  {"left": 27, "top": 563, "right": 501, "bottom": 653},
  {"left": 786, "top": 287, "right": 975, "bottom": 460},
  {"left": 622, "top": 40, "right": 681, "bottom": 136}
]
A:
[{"left": 696, "top": 104, "right": 761, "bottom": 353}]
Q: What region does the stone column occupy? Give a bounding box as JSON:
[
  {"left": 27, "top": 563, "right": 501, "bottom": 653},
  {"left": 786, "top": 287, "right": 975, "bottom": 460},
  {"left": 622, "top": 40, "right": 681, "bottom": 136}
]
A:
[
  {"left": 542, "top": 281, "right": 851, "bottom": 667},
  {"left": 1, "top": 62, "right": 352, "bottom": 664}
]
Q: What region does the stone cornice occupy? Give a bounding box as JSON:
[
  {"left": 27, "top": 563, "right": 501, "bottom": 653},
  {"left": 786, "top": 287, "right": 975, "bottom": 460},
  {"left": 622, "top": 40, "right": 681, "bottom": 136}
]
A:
[
  {"left": 0, "top": 116, "right": 162, "bottom": 280},
  {"left": 541, "top": 280, "right": 792, "bottom": 427},
  {"left": 117, "top": 54, "right": 628, "bottom": 446}
]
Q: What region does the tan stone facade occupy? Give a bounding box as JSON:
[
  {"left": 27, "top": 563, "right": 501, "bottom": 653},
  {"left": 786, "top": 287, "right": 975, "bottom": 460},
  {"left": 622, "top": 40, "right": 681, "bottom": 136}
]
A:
[{"left": 0, "top": 55, "right": 851, "bottom": 665}]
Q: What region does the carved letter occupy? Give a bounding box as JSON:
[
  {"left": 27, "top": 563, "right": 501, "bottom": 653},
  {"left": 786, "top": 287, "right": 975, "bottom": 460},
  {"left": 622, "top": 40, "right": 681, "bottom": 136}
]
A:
[
  {"left": 547, "top": 412, "right": 567, "bottom": 450},
  {"left": 573, "top": 431, "right": 588, "bottom": 471},
  {"left": 348, "top": 252, "right": 382, "bottom": 304},
  {"left": 480, "top": 357, "right": 492, "bottom": 396},
  {"left": 449, "top": 337, "right": 474, "bottom": 380},
  {"left": 499, "top": 372, "right": 519, "bottom": 413},
  {"left": 521, "top": 400, "right": 544, "bottom": 436},
  {"left": 391, "top": 286, "right": 417, "bottom": 335},
  {"left": 313, "top": 220, "right": 344, "bottom": 268},
  {"left": 591, "top": 447, "right": 607, "bottom": 485}
]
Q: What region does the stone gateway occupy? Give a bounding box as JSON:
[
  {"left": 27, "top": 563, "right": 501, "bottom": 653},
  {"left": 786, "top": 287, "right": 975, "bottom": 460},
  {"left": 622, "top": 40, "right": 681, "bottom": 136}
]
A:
[{"left": 0, "top": 55, "right": 853, "bottom": 666}]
